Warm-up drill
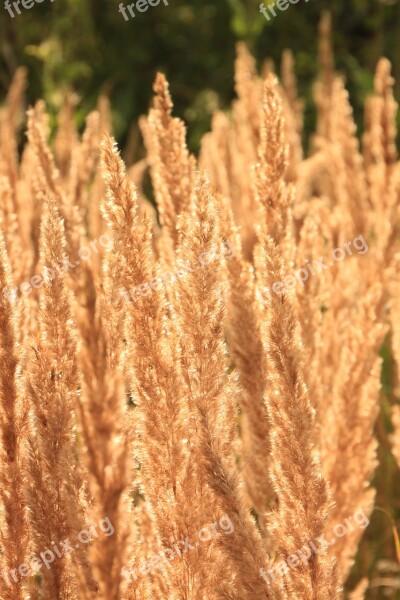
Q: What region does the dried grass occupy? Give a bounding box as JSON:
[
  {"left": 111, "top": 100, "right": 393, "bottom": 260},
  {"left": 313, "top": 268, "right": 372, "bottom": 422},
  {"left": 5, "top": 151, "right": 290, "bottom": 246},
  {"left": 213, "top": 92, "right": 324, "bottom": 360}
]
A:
[{"left": 0, "top": 18, "right": 399, "bottom": 600}]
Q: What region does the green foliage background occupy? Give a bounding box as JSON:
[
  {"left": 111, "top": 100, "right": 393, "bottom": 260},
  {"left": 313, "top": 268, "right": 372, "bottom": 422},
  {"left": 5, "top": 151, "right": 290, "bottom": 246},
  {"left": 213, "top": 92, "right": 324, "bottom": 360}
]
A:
[
  {"left": 1, "top": 1, "right": 400, "bottom": 597},
  {"left": 1, "top": 0, "right": 400, "bottom": 152}
]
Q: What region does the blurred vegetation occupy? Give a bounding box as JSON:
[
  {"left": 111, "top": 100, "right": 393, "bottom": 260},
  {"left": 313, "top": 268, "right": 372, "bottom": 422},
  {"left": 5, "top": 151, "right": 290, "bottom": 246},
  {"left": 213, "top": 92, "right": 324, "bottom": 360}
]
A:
[
  {"left": 1, "top": 1, "right": 400, "bottom": 596},
  {"left": 1, "top": 0, "right": 400, "bottom": 153}
]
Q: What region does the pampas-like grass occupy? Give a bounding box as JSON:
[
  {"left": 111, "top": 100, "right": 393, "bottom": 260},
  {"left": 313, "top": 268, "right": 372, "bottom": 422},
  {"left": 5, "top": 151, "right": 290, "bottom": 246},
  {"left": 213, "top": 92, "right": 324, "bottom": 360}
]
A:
[
  {"left": 26, "top": 197, "right": 96, "bottom": 599},
  {"left": 1, "top": 20, "right": 400, "bottom": 599},
  {"left": 0, "top": 231, "right": 28, "bottom": 600}
]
